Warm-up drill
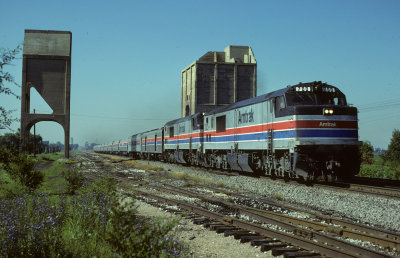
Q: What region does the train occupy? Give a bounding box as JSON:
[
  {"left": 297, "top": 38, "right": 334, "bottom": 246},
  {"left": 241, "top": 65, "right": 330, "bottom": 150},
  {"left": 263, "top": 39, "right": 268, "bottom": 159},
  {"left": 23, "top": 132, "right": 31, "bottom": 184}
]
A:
[{"left": 94, "top": 81, "right": 361, "bottom": 182}]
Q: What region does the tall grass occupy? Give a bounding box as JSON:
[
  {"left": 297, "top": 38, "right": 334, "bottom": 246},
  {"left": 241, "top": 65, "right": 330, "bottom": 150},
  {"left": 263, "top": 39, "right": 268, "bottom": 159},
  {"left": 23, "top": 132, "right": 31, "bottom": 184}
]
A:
[{"left": 0, "top": 153, "right": 187, "bottom": 257}]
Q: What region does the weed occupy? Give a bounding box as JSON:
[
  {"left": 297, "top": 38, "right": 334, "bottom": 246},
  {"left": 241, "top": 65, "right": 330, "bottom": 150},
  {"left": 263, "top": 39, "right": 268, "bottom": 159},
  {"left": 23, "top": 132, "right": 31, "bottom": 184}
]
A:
[
  {"left": 35, "top": 152, "right": 64, "bottom": 162},
  {"left": 62, "top": 168, "right": 84, "bottom": 194},
  {"left": 170, "top": 171, "right": 188, "bottom": 180},
  {"left": 188, "top": 175, "right": 213, "bottom": 185},
  {"left": 216, "top": 180, "right": 225, "bottom": 187},
  {"left": 103, "top": 161, "right": 114, "bottom": 168},
  {"left": 274, "top": 192, "right": 282, "bottom": 200},
  {"left": 109, "top": 156, "right": 123, "bottom": 161}
]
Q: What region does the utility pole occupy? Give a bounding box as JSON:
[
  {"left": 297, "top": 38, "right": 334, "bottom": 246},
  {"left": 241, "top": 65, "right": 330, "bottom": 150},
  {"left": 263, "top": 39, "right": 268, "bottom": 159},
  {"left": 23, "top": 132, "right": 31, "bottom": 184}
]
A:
[{"left": 33, "top": 109, "right": 36, "bottom": 157}]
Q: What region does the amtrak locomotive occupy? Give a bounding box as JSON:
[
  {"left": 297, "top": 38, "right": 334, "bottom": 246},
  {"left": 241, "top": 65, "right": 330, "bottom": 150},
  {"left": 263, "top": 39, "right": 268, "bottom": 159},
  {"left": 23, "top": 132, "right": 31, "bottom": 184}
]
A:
[{"left": 94, "top": 81, "right": 360, "bottom": 182}]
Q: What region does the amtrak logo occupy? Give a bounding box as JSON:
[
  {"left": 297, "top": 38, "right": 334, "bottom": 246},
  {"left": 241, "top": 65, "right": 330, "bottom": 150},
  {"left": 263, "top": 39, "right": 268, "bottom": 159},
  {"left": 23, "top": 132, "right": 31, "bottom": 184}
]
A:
[
  {"left": 238, "top": 109, "right": 254, "bottom": 124},
  {"left": 319, "top": 122, "right": 336, "bottom": 127}
]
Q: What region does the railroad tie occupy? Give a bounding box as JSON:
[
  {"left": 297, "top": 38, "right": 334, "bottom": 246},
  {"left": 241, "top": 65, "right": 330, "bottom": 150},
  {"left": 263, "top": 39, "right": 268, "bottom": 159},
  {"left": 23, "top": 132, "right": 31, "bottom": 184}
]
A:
[
  {"left": 208, "top": 224, "right": 228, "bottom": 230},
  {"left": 203, "top": 222, "right": 225, "bottom": 229},
  {"left": 260, "top": 242, "right": 287, "bottom": 252},
  {"left": 283, "top": 251, "right": 322, "bottom": 258},
  {"left": 192, "top": 217, "right": 209, "bottom": 225},
  {"left": 224, "top": 230, "right": 249, "bottom": 237},
  {"left": 251, "top": 238, "right": 280, "bottom": 246},
  {"left": 215, "top": 226, "right": 236, "bottom": 233},
  {"left": 271, "top": 247, "right": 299, "bottom": 256},
  {"left": 240, "top": 235, "right": 264, "bottom": 243},
  {"left": 233, "top": 232, "right": 258, "bottom": 240}
]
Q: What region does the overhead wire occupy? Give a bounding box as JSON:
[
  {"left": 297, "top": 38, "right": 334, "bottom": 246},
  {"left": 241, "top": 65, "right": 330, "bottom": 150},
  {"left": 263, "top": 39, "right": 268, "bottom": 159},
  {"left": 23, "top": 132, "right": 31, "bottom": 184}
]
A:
[
  {"left": 31, "top": 95, "right": 400, "bottom": 125},
  {"left": 31, "top": 109, "right": 175, "bottom": 121}
]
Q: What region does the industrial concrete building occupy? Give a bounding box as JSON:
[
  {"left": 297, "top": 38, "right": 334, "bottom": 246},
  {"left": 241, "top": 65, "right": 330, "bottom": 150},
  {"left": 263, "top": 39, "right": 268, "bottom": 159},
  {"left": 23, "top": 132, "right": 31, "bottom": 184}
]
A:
[
  {"left": 20, "top": 30, "right": 72, "bottom": 158},
  {"left": 181, "top": 46, "right": 257, "bottom": 117}
]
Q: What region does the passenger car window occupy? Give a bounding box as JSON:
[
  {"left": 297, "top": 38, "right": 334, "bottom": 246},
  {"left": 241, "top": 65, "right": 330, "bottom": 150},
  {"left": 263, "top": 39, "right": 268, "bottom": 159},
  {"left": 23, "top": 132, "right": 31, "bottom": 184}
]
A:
[{"left": 216, "top": 115, "right": 226, "bottom": 133}]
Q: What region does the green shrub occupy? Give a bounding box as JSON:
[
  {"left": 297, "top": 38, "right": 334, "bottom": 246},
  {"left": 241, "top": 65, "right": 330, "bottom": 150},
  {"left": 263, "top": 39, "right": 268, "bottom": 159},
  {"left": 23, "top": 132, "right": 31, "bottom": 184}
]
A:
[
  {"left": 5, "top": 152, "right": 44, "bottom": 189},
  {"left": 62, "top": 168, "right": 84, "bottom": 194},
  {"left": 0, "top": 147, "right": 16, "bottom": 171},
  {"left": 359, "top": 163, "right": 400, "bottom": 180},
  {"left": 105, "top": 195, "right": 183, "bottom": 257},
  {"left": 359, "top": 141, "right": 374, "bottom": 164}
]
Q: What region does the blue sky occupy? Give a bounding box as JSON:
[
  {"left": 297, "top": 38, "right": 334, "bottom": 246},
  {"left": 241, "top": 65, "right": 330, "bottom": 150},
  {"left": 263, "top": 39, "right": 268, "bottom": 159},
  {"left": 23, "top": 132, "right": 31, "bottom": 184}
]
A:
[{"left": 1, "top": 0, "right": 399, "bottom": 148}]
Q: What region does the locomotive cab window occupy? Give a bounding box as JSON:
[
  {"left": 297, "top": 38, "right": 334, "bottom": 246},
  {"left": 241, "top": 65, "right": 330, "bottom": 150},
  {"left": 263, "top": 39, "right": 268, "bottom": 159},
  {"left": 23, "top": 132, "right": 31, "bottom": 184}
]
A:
[
  {"left": 275, "top": 95, "right": 286, "bottom": 112},
  {"left": 216, "top": 115, "right": 226, "bottom": 133}
]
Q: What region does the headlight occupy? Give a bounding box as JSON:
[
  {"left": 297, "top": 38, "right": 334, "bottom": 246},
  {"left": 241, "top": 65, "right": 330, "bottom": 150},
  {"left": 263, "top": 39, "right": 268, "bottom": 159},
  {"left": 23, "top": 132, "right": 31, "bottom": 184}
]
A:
[{"left": 323, "top": 108, "right": 334, "bottom": 115}]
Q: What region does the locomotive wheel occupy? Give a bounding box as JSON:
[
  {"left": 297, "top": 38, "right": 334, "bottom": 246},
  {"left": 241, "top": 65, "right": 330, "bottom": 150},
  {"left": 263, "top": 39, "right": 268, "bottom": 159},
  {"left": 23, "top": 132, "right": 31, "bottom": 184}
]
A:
[
  {"left": 284, "top": 172, "right": 290, "bottom": 182},
  {"left": 270, "top": 168, "right": 277, "bottom": 180}
]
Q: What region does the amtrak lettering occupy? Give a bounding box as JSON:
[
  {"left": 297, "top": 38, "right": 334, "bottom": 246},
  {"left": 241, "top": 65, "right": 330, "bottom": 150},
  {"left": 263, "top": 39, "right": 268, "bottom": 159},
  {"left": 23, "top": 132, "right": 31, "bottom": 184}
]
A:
[
  {"left": 238, "top": 109, "right": 254, "bottom": 124},
  {"left": 319, "top": 122, "right": 336, "bottom": 127}
]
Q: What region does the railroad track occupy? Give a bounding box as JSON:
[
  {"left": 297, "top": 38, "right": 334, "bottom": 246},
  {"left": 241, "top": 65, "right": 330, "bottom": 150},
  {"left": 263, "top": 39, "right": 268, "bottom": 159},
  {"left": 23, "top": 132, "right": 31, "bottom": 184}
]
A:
[
  {"left": 187, "top": 182, "right": 400, "bottom": 247},
  {"left": 129, "top": 157, "right": 400, "bottom": 201},
  {"left": 352, "top": 177, "right": 400, "bottom": 188},
  {"left": 305, "top": 180, "right": 400, "bottom": 200},
  {"left": 79, "top": 153, "right": 400, "bottom": 257},
  {"left": 129, "top": 182, "right": 397, "bottom": 258},
  {"left": 94, "top": 153, "right": 400, "bottom": 200},
  {"left": 335, "top": 183, "right": 400, "bottom": 200}
]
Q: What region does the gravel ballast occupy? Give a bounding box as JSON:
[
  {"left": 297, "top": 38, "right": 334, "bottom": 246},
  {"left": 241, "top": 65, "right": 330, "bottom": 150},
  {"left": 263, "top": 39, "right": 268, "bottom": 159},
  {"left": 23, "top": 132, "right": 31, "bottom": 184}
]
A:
[{"left": 136, "top": 160, "right": 400, "bottom": 233}]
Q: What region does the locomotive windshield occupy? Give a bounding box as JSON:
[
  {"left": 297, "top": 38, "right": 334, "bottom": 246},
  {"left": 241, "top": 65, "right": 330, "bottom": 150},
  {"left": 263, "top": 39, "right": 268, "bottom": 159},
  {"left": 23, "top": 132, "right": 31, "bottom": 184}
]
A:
[{"left": 285, "top": 91, "right": 347, "bottom": 106}]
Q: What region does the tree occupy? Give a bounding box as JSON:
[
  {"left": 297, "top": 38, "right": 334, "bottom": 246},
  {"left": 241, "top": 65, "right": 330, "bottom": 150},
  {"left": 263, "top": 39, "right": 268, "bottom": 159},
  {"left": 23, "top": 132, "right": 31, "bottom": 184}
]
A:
[
  {"left": 0, "top": 130, "right": 43, "bottom": 154},
  {"left": 0, "top": 132, "right": 20, "bottom": 151},
  {"left": 0, "top": 45, "right": 21, "bottom": 130},
  {"left": 385, "top": 129, "right": 400, "bottom": 162},
  {"left": 359, "top": 141, "right": 374, "bottom": 164}
]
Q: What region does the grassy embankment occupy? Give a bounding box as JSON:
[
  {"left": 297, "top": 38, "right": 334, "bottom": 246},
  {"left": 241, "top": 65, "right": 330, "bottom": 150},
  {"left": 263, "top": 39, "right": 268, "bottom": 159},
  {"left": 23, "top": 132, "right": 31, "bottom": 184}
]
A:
[
  {"left": 0, "top": 151, "right": 187, "bottom": 257},
  {"left": 358, "top": 154, "right": 400, "bottom": 180}
]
